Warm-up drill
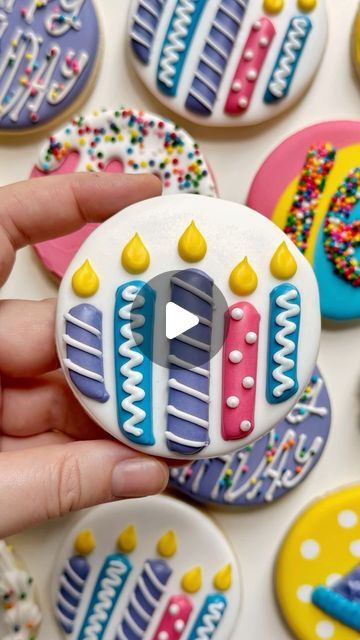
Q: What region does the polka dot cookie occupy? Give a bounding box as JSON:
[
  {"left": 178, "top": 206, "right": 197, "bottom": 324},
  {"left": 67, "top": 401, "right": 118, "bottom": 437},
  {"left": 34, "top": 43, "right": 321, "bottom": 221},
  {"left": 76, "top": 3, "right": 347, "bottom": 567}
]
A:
[{"left": 276, "top": 484, "right": 360, "bottom": 639}]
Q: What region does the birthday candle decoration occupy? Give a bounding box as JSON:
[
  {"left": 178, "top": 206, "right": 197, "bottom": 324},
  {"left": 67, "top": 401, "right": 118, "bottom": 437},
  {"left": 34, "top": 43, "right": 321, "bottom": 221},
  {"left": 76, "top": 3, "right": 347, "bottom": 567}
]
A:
[
  {"left": 56, "top": 555, "right": 91, "bottom": 634},
  {"left": 267, "top": 283, "right": 301, "bottom": 404},
  {"left": 187, "top": 594, "right": 227, "bottom": 640},
  {"left": 114, "top": 281, "right": 155, "bottom": 446},
  {"left": 166, "top": 269, "right": 213, "bottom": 455},
  {"left": 284, "top": 143, "right": 336, "bottom": 253},
  {"left": 224, "top": 18, "right": 275, "bottom": 115},
  {"left": 72, "top": 259, "right": 99, "bottom": 297},
  {"left": 312, "top": 564, "right": 360, "bottom": 632},
  {"left": 77, "top": 554, "right": 132, "bottom": 639},
  {"left": 63, "top": 304, "right": 109, "bottom": 403},
  {"left": 264, "top": 16, "right": 312, "bottom": 103},
  {"left": 130, "top": 0, "right": 166, "bottom": 65},
  {"left": 151, "top": 594, "right": 193, "bottom": 640},
  {"left": 115, "top": 559, "right": 172, "bottom": 639},
  {"left": 185, "top": 0, "right": 250, "bottom": 116},
  {"left": 221, "top": 302, "right": 260, "bottom": 441},
  {"left": 157, "top": 0, "right": 207, "bottom": 96}
]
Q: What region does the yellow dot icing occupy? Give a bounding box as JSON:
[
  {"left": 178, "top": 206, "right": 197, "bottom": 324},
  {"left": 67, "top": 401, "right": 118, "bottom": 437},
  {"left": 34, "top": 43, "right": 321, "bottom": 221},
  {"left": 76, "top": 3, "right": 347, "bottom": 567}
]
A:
[
  {"left": 229, "top": 257, "right": 258, "bottom": 296},
  {"left": 121, "top": 233, "right": 150, "bottom": 274},
  {"left": 181, "top": 566, "right": 202, "bottom": 593},
  {"left": 178, "top": 221, "right": 207, "bottom": 262},
  {"left": 297, "top": 0, "right": 316, "bottom": 11},
  {"left": 270, "top": 242, "right": 298, "bottom": 280},
  {"left": 71, "top": 260, "right": 99, "bottom": 297},
  {"left": 263, "top": 0, "right": 284, "bottom": 13},
  {"left": 74, "top": 529, "right": 96, "bottom": 555},
  {"left": 213, "top": 564, "right": 232, "bottom": 591},
  {"left": 157, "top": 530, "right": 177, "bottom": 558},
  {"left": 117, "top": 525, "right": 137, "bottom": 553}
]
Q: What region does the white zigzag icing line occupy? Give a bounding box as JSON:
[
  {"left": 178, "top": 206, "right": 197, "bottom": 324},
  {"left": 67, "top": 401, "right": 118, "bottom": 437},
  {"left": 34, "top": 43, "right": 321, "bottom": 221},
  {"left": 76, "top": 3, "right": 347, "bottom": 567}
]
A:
[
  {"left": 82, "top": 559, "right": 128, "bottom": 638},
  {"left": 272, "top": 289, "right": 300, "bottom": 398},
  {"left": 158, "top": 0, "right": 195, "bottom": 87},
  {"left": 119, "top": 285, "right": 146, "bottom": 437},
  {"left": 269, "top": 17, "right": 308, "bottom": 98},
  {"left": 194, "top": 601, "right": 226, "bottom": 638}
]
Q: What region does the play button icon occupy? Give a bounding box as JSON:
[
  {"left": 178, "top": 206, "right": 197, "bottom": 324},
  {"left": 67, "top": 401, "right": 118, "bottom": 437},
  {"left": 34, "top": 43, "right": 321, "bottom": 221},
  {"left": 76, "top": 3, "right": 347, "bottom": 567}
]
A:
[{"left": 166, "top": 302, "right": 199, "bottom": 340}]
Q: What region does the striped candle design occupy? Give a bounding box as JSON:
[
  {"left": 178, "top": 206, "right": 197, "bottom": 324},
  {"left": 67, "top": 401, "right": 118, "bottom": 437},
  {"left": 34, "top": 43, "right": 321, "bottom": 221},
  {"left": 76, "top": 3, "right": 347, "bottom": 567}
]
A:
[
  {"left": 63, "top": 304, "right": 109, "bottom": 403},
  {"left": 56, "top": 555, "right": 90, "bottom": 635},
  {"left": 185, "top": 0, "right": 250, "bottom": 115},
  {"left": 166, "top": 269, "right": 213, "bottom": 455},
  {"left": 152, "top": 594, "right": 193, "bottom": 639},
  {"left": 267, "top": 283, "right": 301, "bottom": 404},
  {"left": 130, "top": 0, "right": 166, "bottom": 65},
  {"left": 188, "top": 594, "right": 227, "bottom": 639},
  {"left": 78, "top": 554, "right": 132, "bottom": 639},
  {"left": 116, "top": 559, "right": 172, "bottom": 639}
]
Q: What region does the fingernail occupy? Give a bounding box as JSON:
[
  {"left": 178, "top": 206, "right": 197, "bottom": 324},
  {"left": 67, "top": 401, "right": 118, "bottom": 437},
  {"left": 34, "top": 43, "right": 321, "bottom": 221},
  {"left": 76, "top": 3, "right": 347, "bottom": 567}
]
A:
[{"left": 112, "top": 458, "right": 169, "bottom": 499}]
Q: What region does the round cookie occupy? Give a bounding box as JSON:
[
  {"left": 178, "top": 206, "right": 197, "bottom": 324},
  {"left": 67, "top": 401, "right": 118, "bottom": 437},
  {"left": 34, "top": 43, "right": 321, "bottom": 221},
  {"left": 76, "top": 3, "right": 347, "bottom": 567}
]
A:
[
  {"left": 276, "top": 484, "right": 360, "bottom": 639},
  {"left": 56, "top": 193, "right": 320, "bottom": 460},
  {"left": 31, "top": 107, "right": 218, "bottom": 280},
  {"left": 53, "top": 495, "right": 240, "bottom": 639},
  {"left": 170, "top": 365, "right": 330, "bottom": 506},
  {"left": 0, "top": 0, "right": 101, "bottom": 134},
  {"left": 247, "top": 121, "right": 360, "bottom": 321},
  {"left": 0, "top": 540, "right": 42, "bottom": 639},
  {"left": 127, "top": 0, "right": 327, "bottom": 127}
]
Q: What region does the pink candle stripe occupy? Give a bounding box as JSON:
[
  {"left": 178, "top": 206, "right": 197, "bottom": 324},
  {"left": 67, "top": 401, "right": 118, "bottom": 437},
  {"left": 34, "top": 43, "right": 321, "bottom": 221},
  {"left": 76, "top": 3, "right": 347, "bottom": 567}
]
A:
[
  {"left": 224, "top": 17, "right": 275, "bottom": 115},
  {"left": 152, "top": 595, "right": 193, "bottom": 640},
  {"left": 221, "top": 302, "right": 260, "bottom": 441}
]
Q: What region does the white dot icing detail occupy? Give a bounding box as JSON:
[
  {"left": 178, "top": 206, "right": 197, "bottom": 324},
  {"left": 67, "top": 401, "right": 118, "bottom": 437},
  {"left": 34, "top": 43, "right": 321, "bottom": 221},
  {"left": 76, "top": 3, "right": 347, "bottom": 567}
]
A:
[
  {"left": 297, "top": 585, "right": 313, "bottom": 603},
  {"left": 240, "top": 420, "right": 252, "bottom": 432},
  {"left": 260, "top": 36, "right": 270, "bottom": 47},
  {"left": 245, "top": 332, "right": 257, "bottom": 344},
  {"left": 350, "top": 540, "right": 360, "bottom": 557},
  {"left": 243, "top": 376, "right": 254, "bottom": 389},
  {"left": 232, "top": 80, "right": 242, "bottom": 92},
  {"left": 227, "top": 396, "right": 240, "bottom": 408},
  {"left": 238, "top": 97, "right": 248, "bottom": 109},
  {"left": 244, "top": 49, "right": 254, "bottom": 61},
  {"left": 229, "top": 350, "right": 243, "bottom": 363},
  {"left": 247, "top": 69, "right": 258, "bottom": 82},
  {"left": 338, "top": 510, "right": 358, "bottom": 528},
  {"left": 175, "top": 620, "right": 185, "bottom": 632},
  {"left": 316, "top": 621, "right": 334, "bottom": 639},
  {"left": 169, "top": 603, "right": 180, "bottom": 616},
  {"left": 253, "top": 20, "right": 261, "bottom": 31},
  {"left": 300, "top": 539, "right": 320, "bottom": 560},
  {"left": 326, "top": 574, "right": 342, "bottom": 587},
  {"left": 158, "top": 633, "right": 169, "bottom": 640},
  {"left": 231, "top": 308, "right": 244, "bottom": 320}
]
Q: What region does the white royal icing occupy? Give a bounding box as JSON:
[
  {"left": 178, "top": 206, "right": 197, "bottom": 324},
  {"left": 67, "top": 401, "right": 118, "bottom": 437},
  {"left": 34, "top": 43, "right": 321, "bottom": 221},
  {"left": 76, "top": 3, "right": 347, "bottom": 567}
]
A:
[{"left": 272, "top": 288, "right": 300, "bottom": 398}]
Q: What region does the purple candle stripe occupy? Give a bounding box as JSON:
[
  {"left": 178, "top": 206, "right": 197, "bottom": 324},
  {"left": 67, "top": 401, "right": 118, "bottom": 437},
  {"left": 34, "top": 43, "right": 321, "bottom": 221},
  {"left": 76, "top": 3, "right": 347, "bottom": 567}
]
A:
[{"left": 130, "top": 0, "right": 165, "bottom": 64}]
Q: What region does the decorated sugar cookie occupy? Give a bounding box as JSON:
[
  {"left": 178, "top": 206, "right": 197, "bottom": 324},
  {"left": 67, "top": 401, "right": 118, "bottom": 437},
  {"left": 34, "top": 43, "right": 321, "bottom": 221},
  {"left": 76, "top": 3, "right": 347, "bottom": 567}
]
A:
[
  {"left": 31, "top": 107, "right": 218, "bottom": 280},
  {"left": 247, "top": 121, "right": 360, "bottom": 321},
  {"left": 0, "top": 540, "right": 42, "bottom": 639},
  {"left": 56, "top": 193, "right": 320, "bottom": 460},
  {"left": 0, "top": 0, "right": 101, "bottom": 133},
  {"left": 127, "top": 0, "right": 327, "bottom": 127},
  {"left": 170, "top": 365, "right": 330, "bottom": 506},
  {"left": 53, "top": 495, "right": 240, "bottom": 639},
  {"left": 276, "top": 484, "right": 360, "bottom": 639}
]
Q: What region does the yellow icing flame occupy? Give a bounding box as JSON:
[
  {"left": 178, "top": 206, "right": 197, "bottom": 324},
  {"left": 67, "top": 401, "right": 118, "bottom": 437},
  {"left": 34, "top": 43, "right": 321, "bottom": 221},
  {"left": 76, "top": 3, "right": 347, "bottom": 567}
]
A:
[
  {"left": 229, "top": 257, "right": 258, "bottom": 296},
  {"left": 157, "top": 530, "right": 177, "bottom": 558},
  {"left": 121, "top": 233, "right": 150, "bottom": 274},
  {"left": 213, "top": 564, "right": 232, "bottom": 591},
  {"left": 74, "top": 529, "right": 96, "bottom": 556},
  {"left": 297, "top": 0, "right": 316, "bottom": 11},
  {"left": 270, "top": 242, "right": 298, "bottom": 280},
  {"left": 263, "top": 0, "right": 284, "bottom": 13},
  {"left": 117, "top": 525, "right": 137, "bottom": 553},
  {"left": 181, "top": 566, "right": 202, "bottom": 593},
  {"left": 71, "top": 259, "right": 99, "bottom": 297},
  {"left": 178, "top": 221, "right": 207, "bottom": 262}
]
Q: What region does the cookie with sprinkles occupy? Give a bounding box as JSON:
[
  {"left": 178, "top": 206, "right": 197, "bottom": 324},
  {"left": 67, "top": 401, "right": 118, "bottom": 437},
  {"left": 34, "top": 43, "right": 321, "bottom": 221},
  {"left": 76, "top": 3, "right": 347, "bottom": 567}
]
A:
[
  {"left": 0, "top": 0, "right": 101, "bottom": 134},
  {"left": 247, "top": 121, "right": 360, "bottom": 321},
  {"left": 30, "top": 107, "right": 218, "bottom": 279},
  {"left": 170, "top": 365, "right": 331, "bottom": 506},
  {"left": 127, "top": 0, "right": 327, "bottom": 127}
]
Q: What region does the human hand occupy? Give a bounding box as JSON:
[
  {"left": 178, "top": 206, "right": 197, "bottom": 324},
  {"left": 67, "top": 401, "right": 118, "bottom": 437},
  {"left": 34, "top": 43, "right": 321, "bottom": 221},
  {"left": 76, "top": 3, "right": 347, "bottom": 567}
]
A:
[{"left": 0, "top": 172, "right": 168, "bottom": 537}]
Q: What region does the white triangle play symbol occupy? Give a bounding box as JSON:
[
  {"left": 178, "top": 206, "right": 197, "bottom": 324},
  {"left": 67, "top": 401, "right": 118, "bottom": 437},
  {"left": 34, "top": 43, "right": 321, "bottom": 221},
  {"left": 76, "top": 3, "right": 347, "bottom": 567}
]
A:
[{"left": 166, "top": 302, "right": 199, "bottom": 340}]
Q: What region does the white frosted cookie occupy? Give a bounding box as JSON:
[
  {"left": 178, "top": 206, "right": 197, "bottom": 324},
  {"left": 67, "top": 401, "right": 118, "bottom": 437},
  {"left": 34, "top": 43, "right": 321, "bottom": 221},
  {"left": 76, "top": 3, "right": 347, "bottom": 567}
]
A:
[
  {"left": 56, "top": 194, "right": 320, "bottom": 460},
  {"left": 128, "top": 0, "right": 327, "bottom": 127},
  {"left": 53, "top": 495, "right": 240, "bottom": 639}
]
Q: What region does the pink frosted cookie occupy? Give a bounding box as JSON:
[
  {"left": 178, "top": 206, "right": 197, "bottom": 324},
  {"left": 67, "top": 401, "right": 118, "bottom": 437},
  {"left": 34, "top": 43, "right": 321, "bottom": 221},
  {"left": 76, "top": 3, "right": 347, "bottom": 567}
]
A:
[
  {"left": 247, "top": 120, "right": 360, "bottom": 321},
  {"left": 31, "top": 107, "right": 218, "bottom": 279}
]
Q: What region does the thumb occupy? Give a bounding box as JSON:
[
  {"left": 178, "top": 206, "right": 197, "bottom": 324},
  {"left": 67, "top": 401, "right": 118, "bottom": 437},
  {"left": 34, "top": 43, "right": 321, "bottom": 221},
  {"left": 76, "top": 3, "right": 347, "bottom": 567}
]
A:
[{"left": 0, "top": 441, "right": 169, "bottom": 537}]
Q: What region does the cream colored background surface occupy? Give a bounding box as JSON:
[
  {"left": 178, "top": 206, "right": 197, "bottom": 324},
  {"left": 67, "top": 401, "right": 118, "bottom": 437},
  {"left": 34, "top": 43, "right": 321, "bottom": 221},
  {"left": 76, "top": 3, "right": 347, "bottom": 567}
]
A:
[{"left": 0, "top": 1, "right": 359, "bottom": 637}]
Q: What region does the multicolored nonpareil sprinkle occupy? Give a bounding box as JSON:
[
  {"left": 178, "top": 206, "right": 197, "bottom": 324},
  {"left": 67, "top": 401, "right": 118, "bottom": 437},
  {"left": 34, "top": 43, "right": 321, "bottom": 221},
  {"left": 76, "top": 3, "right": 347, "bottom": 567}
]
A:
[{"left": 284, "top": 143, "right": 336, "bottom": 252}]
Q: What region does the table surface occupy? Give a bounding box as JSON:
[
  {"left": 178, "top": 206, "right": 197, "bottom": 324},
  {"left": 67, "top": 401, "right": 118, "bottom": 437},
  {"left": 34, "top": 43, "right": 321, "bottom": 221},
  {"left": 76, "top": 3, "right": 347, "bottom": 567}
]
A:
[{"left": 1, "top": 1, "right": 359, "bottom": 638}]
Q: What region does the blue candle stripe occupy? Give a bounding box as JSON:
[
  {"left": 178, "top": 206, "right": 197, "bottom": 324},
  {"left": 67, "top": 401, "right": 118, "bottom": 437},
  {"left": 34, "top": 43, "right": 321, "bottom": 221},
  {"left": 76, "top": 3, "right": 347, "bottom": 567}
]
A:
[{"left": 188, "top": 594, "right": 227, "bottom": 639}]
